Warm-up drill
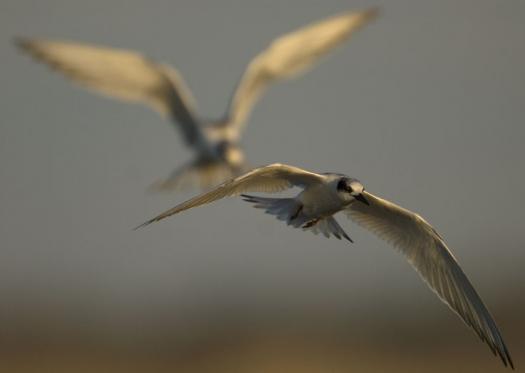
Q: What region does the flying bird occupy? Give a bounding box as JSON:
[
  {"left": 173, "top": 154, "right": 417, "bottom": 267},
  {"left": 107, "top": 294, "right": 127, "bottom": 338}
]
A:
[
  {"left": 135, "top": 163, "right": 514, "bottom": 368},
  {"left": 16, "top": 9, "right": 377, "bottom": 190}
]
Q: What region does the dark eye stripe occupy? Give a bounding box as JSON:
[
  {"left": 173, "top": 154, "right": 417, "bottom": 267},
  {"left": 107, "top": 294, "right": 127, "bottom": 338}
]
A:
[{"left": 337, "top": 178, "right": 354, "bottom": 193}]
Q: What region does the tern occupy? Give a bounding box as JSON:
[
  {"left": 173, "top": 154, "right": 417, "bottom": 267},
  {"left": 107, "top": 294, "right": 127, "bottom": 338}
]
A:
[
  {"left": 16, "top": 9, "right": 377, "bottom": 190},
  {"left": 136, "top": 163, "right": 514, "bottom": 368}
]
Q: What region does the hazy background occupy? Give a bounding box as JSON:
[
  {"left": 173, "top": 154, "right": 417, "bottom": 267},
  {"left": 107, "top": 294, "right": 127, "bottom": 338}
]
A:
[{"left": 1, "top": 0, "right": 524, "bottom": 371}]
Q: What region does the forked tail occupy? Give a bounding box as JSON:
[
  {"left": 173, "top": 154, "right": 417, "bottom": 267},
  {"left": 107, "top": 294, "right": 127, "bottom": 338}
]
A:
[
  {"left": 241, "top": 194, "right": 308, "bottom": 226},
  {"left": 242, "top": 194, "right": 352, "bottom": 242}
]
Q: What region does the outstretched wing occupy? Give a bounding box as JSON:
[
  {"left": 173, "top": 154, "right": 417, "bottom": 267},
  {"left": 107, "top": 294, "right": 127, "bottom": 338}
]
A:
[
  {"left": 16, "top": 38, "right": 205, "bottom": 147},
  {"left": 135, "top": 163, "right": 324, "bottom": 229},
  {"left": 345, "top": 191, "right": 513, "bottom": 368},
  {"left": 224, "top": 8, "right": 378, "bottom": 137}
]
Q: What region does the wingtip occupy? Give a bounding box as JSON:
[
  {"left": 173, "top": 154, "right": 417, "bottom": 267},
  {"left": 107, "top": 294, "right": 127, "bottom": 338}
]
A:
[
  {"left": 132, "top": 220, "right": 153, "bottom": 231},
  {"left": 507, "top": 351, "right": 516, "bottom": 370},
  {"left": 502, "top": 345, "right": 515, "bottom": 370},
  {"left": 343, "top": 233, "right": 354, "bottom": 243},
  {"left": 501, "top": 353, "right": 514, "bottom": 370},
  {"left": 342, "top": 6, "right": 379, "bottom": 31},
  {"left": 13, "top": 36, "right": 30, "bottom": 50},
  {"left": 492, "top": 322, "right": 514, "bottom": 369},
  {"left": 362, "top": 6, "right": 380, "bottom": 20},
  {"left": 13, "top": 37, "right": 42, "bottom": 57},
  {"left": 503, "top": 337, "right": 515, "bottom": 370}
]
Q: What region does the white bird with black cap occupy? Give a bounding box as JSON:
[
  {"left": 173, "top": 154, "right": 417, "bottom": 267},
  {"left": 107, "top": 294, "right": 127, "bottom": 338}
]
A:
[{"left": 135, "top": 163, "right": 514, "bottom": 369}]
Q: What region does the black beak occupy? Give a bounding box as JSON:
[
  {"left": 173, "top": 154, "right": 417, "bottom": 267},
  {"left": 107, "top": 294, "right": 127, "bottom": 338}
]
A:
[{"left": 354, "top": 193, "right": 370, "bottom": 206}]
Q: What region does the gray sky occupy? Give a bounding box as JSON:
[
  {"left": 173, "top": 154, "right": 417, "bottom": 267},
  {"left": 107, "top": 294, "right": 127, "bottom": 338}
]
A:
[{"left": 1, "top": 0, "right": 524, "bottom": 331}]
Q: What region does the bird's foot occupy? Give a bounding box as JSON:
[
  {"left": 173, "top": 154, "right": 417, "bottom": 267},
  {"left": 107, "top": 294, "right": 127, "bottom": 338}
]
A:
[
  {"left": 290, "top": 205, "right": 303, "bottom": 221},
  {"left": 302, "top": 218, "right": 320, "bottom": 228}
]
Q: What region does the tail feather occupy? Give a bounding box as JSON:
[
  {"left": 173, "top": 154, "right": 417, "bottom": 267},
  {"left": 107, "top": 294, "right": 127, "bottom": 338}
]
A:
[
  {"left": 241, "top": 194, "right": 308, "bottom": 225},
  {"left": 305, "top": 217, "right": 353, "bottom": 242},
  {"left": 242, "top": 194, "right": 352, "bottom": 242}
]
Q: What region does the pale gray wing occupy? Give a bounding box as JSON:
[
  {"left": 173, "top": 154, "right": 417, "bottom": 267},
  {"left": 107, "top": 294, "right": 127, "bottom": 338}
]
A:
[
  {"left": 135, "top": 163, "right": 324, "bottom": 229},
  {"left": 345, "top": 191, "right": 513, "bottom": 368},
  {"left": 16, "top": 38, "right": 205, "bottom": 147},
  {"left": 224, "top": 8, "right": 378, "bottom": 137},
  {"left": 149, "top": 158, "right": 248, "bottom": 192}
]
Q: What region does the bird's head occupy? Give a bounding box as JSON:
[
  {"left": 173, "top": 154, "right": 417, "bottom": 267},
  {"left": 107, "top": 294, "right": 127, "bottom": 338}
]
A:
[{"left": 336, "top": 177, "right": 369, "bottom": 205}]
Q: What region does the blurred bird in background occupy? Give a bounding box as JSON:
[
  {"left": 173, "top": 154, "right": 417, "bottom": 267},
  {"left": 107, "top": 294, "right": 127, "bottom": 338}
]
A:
[{"left": 16, "top": 8, "right": 377, "bottom": 191}]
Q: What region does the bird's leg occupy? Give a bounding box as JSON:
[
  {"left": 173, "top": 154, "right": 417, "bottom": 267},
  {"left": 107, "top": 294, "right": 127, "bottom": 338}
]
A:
[{"left": 290, "top": 204, "right": 303, "bottom": 221}]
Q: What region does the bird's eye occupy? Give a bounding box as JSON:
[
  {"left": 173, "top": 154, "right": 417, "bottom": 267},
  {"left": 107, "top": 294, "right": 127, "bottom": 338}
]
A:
[
  {"left": 337, "top": 179, "right": 354, "bottom": 194},
  {"left": 338, "top": 178, "right": 358, "bottom": 194}
]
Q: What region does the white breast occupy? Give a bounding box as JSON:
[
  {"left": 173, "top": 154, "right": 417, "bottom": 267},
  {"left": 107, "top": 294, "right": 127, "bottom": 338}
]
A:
[{"left": 298, "top": 183, "right": 343, "bottom": 217}]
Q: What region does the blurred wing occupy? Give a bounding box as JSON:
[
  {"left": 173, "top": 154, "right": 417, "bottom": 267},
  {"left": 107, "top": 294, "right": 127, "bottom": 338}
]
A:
[
  {"left": 149, "top": 159, "right": 248, "bottom": 192},
  {"left": 136, "top": 163, "right": 323, "bottom": 228},
  {"left": 16, "top": 38, "right": 205, "bottom": 147},
  {"left": 225, "top": 8, "right": 378, "bottom": 135},
  {"left": 345, "top": 191, "right": 513, "bottom": 368}
]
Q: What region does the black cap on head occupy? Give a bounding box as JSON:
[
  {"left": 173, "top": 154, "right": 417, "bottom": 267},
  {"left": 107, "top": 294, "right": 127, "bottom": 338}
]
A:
[{"left": 337, "top": 178, "right": 353, "bottom": 193}]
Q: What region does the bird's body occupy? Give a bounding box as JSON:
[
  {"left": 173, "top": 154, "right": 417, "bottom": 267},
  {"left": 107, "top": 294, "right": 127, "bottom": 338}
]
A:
[
  {"left": 136, "top": 163, "right": 513, "bottom": 368},
  {"left": 297, "top": 174, "right": 349, "bottom": 216},
  {"left": 16, "top": 9, "right": 377, "bottom": 190}
]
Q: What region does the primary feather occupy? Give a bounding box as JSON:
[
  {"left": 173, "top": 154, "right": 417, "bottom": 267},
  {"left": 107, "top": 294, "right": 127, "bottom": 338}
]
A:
[
  {"left": 346, "top": 191, "right": 514, "bottom": 368},
  {"left": 15, "top": 38, "right": 205, "bottom": 147},
  {"left": 135, "top": 163, "right": 323, "bottom": 228},
  {"left": 225, "top": 8, "right": 378, "bottom": 135}
]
